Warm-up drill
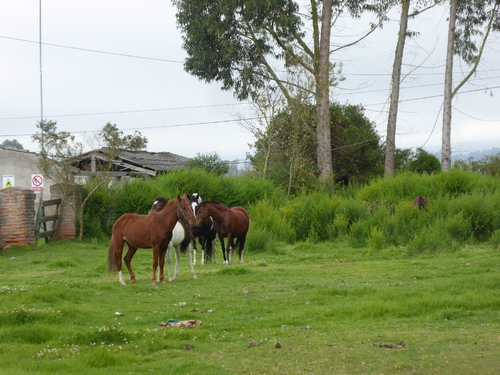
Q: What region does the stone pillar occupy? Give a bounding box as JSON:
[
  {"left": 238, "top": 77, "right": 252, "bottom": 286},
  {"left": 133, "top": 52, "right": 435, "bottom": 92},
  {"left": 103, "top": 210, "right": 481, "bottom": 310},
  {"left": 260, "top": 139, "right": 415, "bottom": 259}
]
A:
[
  {"left": 0, "top": 187, "right": 36, "bottom": 249},
  {"left": 50, "top": 184, "right": 82, "bottom": 240}
]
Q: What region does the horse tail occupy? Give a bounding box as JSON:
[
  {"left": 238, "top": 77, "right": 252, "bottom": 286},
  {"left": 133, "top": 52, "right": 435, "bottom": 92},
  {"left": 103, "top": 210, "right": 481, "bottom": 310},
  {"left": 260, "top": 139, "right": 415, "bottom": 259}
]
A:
[
  {"left": 108, "top": 240, "right": 118, "bottom": 273},
  {"left": 179, "top": 241, "right": 189, "bottom": 254}
]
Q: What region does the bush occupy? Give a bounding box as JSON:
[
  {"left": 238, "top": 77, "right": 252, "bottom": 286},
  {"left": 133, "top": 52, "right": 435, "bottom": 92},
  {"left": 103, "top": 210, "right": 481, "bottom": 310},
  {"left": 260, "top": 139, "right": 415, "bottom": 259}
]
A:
[
  {"left": 249, "top": 200, "right": 296, "bottom": 243},
  {"left": 245, "top": 227, "right": 275, "bottom": 253},
  {"left": 81, "top": 169, "right": 500, "bottom": 255},
  {"left": 369, "top": 226, "right": 385, "bottom": 252},
  {"left": 434, "top": 169, "right": 475, "bottom": 197},
  {"left": 407, "top": 226, "right": 458, "bottom": 256},
  {"left": 490, "top": 229, "right": 500, "bottom": 249}
]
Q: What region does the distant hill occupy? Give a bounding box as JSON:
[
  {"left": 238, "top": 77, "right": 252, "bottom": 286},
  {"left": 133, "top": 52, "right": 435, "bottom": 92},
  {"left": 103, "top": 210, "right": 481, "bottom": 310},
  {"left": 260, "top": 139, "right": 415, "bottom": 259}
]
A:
[{"left": 430, "top": 147, "right": 500, "bottom": 164}]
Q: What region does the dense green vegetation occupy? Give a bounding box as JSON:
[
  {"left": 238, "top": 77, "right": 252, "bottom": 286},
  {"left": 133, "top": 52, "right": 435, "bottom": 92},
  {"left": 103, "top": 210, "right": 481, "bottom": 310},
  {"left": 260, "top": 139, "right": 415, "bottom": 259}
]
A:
[{"left": 83, "top": 169, "right": 500, "bottom": 256}]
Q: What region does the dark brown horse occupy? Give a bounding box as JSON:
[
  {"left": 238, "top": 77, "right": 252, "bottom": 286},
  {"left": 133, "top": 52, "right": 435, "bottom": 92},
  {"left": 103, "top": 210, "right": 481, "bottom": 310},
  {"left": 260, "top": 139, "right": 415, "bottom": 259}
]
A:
[
  {"left": 108, "top": 194, "right": 196, "bottom": 285},
  {"left": 413, "top": 196, "right": 429, "bottom": 210},
  {"left": 189, "top": 193, "right": 218, "bottom": 265},
  {"left": 194, "top": 201, "right": 249, "bottom": 265}
]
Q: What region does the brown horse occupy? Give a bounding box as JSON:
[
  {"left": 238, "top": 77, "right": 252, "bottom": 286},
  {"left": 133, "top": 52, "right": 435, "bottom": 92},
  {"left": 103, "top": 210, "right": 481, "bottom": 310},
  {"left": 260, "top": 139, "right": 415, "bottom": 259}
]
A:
[
  {"left": 194, "top": 201, "right": 249, "bottom": 265},
  {"left": 107, "top": 194, "right": 196, "bottom": 285},
  {"left": 150, "top": 197, "right": 197, "bottom": 281},
  {"left": 413, "top": 196, "right": 429, "bottom": 210}
]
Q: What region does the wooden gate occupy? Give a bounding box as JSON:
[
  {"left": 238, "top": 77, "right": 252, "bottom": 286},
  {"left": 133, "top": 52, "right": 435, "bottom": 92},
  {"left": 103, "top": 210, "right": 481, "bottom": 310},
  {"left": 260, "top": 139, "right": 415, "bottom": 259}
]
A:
[{"left": 35, "top": 198, "right": 62, "bottom": 242}]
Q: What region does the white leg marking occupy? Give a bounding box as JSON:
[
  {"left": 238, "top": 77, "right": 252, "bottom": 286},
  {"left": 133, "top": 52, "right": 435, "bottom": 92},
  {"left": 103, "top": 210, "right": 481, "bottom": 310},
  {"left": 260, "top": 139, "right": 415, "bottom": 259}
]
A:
[{"left": 118, "top": 271, "right": 126, "bottom": 285}]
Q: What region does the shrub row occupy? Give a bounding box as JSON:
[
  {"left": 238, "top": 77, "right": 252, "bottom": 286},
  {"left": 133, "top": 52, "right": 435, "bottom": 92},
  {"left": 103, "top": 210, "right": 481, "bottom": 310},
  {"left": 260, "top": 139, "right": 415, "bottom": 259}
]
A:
[{"left": 83, "top": 169, "right": 500, "bottom": 254}]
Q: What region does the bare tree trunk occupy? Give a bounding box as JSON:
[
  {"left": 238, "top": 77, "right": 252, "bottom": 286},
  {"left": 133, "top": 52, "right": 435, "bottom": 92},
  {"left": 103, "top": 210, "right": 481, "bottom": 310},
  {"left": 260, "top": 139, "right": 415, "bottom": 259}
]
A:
[
  {"left": 442, "top": 0, "right": 457, "bottom": 171},
  {"left": 316, "top": 0, "right": 333, "bottom": 180},
  {"left": 385, "top": 0, "right": 410, "bottom": 178}
]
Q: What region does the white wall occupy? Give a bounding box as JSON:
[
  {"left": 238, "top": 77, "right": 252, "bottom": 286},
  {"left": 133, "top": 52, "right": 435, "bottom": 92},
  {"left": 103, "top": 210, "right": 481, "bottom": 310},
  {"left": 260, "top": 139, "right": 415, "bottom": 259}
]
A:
[{"left": 0, "top": 148, "right": 57, "bottom": 205}]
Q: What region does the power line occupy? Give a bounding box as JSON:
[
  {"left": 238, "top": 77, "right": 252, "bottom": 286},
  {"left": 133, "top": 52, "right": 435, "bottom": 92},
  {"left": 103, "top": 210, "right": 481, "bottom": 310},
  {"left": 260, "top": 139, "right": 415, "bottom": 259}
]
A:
[
  {"left": 0, "top": 35, "right": 184, "bottom": 64},
  {"left": 363, "top": 85, "right": 500, "bottom": 107},
  {"left": 0, "top": 103, "right": 248, "bottom": 121},
  {"left": 4, "top": 34, "right": 500, "bottom": 78},
  {"left": 0, "top": 117, "right": 264, "bottom": 138}
]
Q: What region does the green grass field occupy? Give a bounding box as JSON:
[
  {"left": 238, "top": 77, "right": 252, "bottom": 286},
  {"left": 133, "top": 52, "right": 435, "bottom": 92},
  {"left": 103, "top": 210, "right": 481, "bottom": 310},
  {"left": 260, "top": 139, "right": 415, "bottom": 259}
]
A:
[{"left": 0, "top": 240, "right": 498, "bottom": 374}]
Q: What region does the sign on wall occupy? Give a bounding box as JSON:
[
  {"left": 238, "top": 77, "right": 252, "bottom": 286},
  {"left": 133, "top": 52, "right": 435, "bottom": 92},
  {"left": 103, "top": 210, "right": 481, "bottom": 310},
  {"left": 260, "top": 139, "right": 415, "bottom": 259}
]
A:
[
  {"left": 31, "top": 174, "right": 44, "bottom": 193},
  {"left": 3, "top": 175, "right": 15, "bottom": 188}
]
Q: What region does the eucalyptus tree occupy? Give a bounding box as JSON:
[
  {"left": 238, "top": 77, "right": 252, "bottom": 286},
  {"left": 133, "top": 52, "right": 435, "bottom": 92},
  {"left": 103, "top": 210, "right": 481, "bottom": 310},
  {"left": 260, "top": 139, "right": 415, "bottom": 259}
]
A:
[
  {"left": 442, "top": 0, "right": 500, "bottom": 171},
  {"left": 172, "top": 0, "right": 389, "bottom": 181},
  {"left": 385, "top": 0, "right": 442, "bottom": 178}
]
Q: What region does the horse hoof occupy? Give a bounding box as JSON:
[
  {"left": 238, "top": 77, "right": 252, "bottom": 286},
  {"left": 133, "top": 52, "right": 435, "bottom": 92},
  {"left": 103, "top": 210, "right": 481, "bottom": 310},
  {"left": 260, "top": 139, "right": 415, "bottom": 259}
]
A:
[
  {"left": 120, "top": 281, "right": 126, "bottom": 286},
  {"left": 193, "top": 275, "right": 198, "bottom": 279}
]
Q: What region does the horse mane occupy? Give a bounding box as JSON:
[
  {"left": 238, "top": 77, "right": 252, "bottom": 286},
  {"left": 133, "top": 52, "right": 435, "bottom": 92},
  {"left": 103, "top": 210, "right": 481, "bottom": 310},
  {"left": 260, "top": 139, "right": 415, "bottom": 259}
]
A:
[{"left": 200, "top": 201, "right": 223, "bottom": 205}]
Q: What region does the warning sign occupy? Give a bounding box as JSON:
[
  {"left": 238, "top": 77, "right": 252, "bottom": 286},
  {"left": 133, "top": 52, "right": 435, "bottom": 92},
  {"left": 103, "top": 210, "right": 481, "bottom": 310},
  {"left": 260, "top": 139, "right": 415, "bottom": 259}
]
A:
[
  {"left": 3, "top": 175, "right": 15, "bottom": 188},
  {"left": 31, "top": 174, "right": 44, "bottom": 193}
]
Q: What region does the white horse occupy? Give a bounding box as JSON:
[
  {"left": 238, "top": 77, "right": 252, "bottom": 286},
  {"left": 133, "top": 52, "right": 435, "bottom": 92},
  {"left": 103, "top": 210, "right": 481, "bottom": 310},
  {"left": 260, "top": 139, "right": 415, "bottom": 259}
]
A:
[
  {"left": 166, "top": 221, "right": 197, "bottom": 281},
  {"left": 150, "top": 197, "right": 197, "bottom": 281}
]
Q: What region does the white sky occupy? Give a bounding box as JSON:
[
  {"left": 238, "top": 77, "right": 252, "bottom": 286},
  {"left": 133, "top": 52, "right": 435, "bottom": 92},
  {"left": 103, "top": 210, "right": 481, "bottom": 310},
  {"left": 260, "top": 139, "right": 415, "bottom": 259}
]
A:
[{"left": 0, "top": 1, "right": 499, "bottom": 163}]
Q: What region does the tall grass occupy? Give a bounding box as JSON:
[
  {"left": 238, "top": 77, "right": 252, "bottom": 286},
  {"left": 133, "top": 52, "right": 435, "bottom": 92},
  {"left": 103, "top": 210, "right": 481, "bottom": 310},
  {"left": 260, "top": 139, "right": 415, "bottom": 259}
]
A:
[{"left": 83, "top": 169, "right": 500, "bottom": 251}]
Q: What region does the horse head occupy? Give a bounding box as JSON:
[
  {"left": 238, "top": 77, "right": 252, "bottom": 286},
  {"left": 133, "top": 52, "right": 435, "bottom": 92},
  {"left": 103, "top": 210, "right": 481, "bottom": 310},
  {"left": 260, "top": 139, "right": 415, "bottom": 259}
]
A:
[
  {"left": 194, "top": 201, "right": 215, "bottom": 227},
  {"left": 177, "top": 194, "right": 197, "bottom": 227},
  {"left": 189, "top": 193, "right": 203, "bottom": 214},
  {"left": 150, "top": 197, "right": 168, "bottom": 213}
]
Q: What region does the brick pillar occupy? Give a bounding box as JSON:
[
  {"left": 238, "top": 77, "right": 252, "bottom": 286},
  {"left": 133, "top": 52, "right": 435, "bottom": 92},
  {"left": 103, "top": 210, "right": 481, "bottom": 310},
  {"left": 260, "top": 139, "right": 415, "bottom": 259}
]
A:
[
  {"left": 0, "top": 187, "right": 36, "bottom": 249},
  {"left": 50, "top": 184, "right": 82, "bottom": 240}
]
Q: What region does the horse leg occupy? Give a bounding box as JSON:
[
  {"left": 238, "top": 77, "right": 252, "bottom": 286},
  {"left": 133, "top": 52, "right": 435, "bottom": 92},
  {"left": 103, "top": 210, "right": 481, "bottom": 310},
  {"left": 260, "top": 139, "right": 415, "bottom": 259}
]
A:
[
  {"left": 158, "top": 247, "right": 168, "bottom": 284},
  {"left": 186, "top": 243, "right": 197, "bottom": 279},
  {"left": 219, "top": 234, "right": 228, "bottom": 265},
  {"left": 200, "top": 236, "right": 207, "bottom": 265},
  {"left": 226, "top": 234, "right": 235, "bottom": 265},
  {"left": 152, "top": 246, "right": 161, "bottom": 285},
  {"left": 192, "top": 239, "right": 197, "bottom": 266},
  {"left": 238, "top": 236, "right": 247, "bottom": 264},
  {"left": 123, "top": 243, "right": 138, "bottom": 284},
  {"left": 167, "top": 243, "right": 175, "bottom": 282},
  {"left": 109, "top": 236, "right": 126, "bottom": 285},
  {"left": 211, "top": 236, "right": 217, "bottom": 264},
  {"left": 174, "top": 245, "right": 180, "bottom": 281}
]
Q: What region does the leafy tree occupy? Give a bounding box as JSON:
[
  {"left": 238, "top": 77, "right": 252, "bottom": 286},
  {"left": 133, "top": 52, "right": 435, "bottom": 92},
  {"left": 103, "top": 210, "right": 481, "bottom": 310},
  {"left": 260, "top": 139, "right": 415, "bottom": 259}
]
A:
[
  {"left": 239, "top": 87, "right": 285, "bottom": 181},
  {"left": 172, "top": 0, "right": 389, "bottom": 179},
  {"left": 330, "top": 104, "right": 385, "bottom": 184},
  {"left": 407, "top": 148, "right": 441, "bottom": 174},
  {"left": 454, "top": 152, "right": 500, "bottom": 176},
  {"left": 394, "top": 147, "right": 414, "bottom": 172},
  {"left": 0, "top": 139, "right": 24, "bottom": 149},
  {"left": 249, "top": 102, "right": 384, "bottom": 194},
  {"left": 187, "top": 152, "right": 229, "bottom": 176},
  {"left": 32, "top": 120, "right": 149, "bottom": 240},
  {"left": 98, "top": 122, "right": 147, "bottom": 151}
]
